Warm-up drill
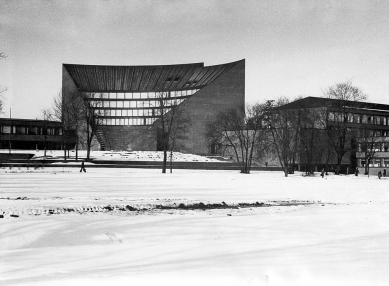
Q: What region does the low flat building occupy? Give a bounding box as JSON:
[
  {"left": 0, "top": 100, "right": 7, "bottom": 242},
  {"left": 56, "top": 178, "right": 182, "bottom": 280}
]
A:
[{"left": 0, "top": 118, "right": 77, "bottom": 151}]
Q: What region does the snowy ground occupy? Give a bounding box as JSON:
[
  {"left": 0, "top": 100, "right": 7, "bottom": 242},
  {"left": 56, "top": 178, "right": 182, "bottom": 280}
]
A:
[
  {"left": 1, "top": 168, "right": 389, "bottom": 286},
  {"left": 1, "top": 149, "right": 226, "bottom": 162}
]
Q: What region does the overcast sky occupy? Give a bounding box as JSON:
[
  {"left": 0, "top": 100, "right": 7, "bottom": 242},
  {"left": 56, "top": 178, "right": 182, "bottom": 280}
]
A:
[{"left": 1, "top": 0, "right": 388, "bottom": 118}]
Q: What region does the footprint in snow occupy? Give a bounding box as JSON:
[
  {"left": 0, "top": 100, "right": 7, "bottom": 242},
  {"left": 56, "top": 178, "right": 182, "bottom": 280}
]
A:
[{"left": 104, "top": 232, "right": 123, "bottom": 244}]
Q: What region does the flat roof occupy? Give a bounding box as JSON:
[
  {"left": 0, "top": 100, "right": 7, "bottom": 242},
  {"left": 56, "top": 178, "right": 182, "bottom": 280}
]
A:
[
  {"left": 281, "top": 96, "right": 389, "bottom": 112},
  {"left": 0, "top": 118, "right": 62, "bottom": 126}
]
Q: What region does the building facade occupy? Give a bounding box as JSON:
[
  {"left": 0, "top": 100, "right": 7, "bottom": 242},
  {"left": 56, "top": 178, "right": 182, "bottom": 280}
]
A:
[
  {"left": 0, "top": 118, "right": 77, "bottom": 150},
  {"left": 281, "top": 97, "right": 389, "bottom": 175},
  {"left": 62, "top": 60, "right": 245, "bottom": 154}
]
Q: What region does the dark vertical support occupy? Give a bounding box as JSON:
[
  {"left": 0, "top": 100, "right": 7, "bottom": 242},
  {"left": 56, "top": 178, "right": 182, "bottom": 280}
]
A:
[{"left": 9, "top": 108, "right": 11, "bottom": 156}]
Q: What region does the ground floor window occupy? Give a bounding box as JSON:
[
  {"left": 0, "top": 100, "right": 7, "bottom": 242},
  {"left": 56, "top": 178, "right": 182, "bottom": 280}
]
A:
[{"left": 374, "top": 159, "right": 381, "bottom": 167}]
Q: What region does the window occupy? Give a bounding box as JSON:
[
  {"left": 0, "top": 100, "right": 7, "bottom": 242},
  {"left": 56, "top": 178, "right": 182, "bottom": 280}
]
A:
[
  {"left": 15, "top": 126, "right": 26, "bottom": 134},
  {"left": 374, "top": 159, "right": 381, "bottom": 167},
  {"left": 1, "top": 126, "right": 11, "bottom": 134},
  {"left": 362, "top": 115, "right": 368, "bottom": 124},
  {"left": 354, "top": 114, "right": 360, "bottom": 123},
  {"left": 28, "top": 127, "right": 37, "bottom": 135},
  {"left": 48, "top": 128, "right": 55, "bottom": 136},
  {"left": 373, "top": 143, "right": 382, "bottom": 152},
  {"left": 384, "top": 159, "right": 389, "bottom": 167}
]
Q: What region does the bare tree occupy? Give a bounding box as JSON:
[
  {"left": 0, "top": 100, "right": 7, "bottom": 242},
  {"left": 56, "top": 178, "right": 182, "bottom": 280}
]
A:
[
  {"left": 52, "top": 91, "right": 83, "bottom": 160},
  {"left": 80, "top": 93, "right": 104, "bottom": 160},
  {"left": 298, "top": 109, "right": 324, "bottom": 174},
  {"left": 322, "top": 80, "right": 367, "bottom": 174},
  {"left": 167, "top": 107, "right": 191, "bottom": 173},
  {"left": 154, "top": 92, "right": 190, "bottom": 173},
  {"left": 359, "top": 121, "right": 382, "bottom": 177},
  {"left": 0, "top": 52, "right": 7, "bottom": 113},
  {"left": 206, "top": 103, "right": 269, "bottom": 174},
  {"left": 266, "top": 97, "right": 300, "bottom": 177},
  {"left": 41, "top": 108, "right": 54, "bottom": 157}
]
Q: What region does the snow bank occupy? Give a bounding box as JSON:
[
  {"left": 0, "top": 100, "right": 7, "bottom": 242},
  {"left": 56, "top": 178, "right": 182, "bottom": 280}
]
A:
[{"left": 11, "top": 149, "right": 227, "bottom": 162}]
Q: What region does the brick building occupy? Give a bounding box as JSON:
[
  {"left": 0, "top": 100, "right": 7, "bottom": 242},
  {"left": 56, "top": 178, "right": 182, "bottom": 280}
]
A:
[{"left": 280, "top": 97, "right": 389, "bottom": 175}]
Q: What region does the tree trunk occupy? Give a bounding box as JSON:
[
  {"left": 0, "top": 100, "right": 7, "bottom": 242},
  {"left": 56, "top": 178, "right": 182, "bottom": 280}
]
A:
[
  {"left": 162, "top": 148, "right": 167, "bottom": 173},
  {"left": 170, "top": 149, "right": 173, "bottom": 173},
  {"left": 76, "top": 134, "right": 79, "bottom": 161},
  {"left": 44, "top": 135, "right": 47, "bottom": 157}
]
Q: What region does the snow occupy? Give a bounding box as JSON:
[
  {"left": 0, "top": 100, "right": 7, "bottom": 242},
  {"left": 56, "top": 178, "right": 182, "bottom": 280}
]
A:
[
  {"left": 0, "top": 149, "right": 226, "bottom": 162},
  {"left": 1, "top": 168, "right": 389, "bottom": 286}
]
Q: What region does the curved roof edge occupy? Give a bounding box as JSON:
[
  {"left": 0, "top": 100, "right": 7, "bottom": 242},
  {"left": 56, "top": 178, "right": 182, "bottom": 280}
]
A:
[{"left": 63, "top": 59, "right": 244, "bottom": 92}]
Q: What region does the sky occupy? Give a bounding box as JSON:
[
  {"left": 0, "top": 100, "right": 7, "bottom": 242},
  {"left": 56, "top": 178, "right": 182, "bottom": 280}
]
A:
[{"left": 0, "top": 0, "right": 389, "bottom": 119}]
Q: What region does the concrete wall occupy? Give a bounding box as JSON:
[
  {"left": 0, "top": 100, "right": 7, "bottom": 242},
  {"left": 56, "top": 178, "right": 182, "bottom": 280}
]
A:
[
  {"left": 62, "top": 66, "right": 79, "bottom": 105},
  {"left": 99, "top": 125, "right": 157, "bottom": 151},
  {"left": 178, "top": 60, "right": 245, "bottom": 154}
]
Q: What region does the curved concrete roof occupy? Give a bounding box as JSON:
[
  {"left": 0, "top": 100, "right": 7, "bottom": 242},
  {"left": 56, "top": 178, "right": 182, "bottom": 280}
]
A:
[{"left": 63, "top": 59, "right": 243, "bottom": 92}]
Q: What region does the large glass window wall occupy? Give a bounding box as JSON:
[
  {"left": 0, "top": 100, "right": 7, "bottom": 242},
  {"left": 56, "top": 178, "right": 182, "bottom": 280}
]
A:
[{"left": 86, "top": 90, "right": 198, "bottom": 126}]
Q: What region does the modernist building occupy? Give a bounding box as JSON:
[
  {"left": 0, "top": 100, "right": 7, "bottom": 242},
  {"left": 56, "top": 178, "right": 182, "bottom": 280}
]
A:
[
  {"left": 0, "top": 118, "right": 77, "bottom": 151},
  {"left": 62, "top": 59, "right": 245, "bottom": 154},
  {"left": 281, "top": 96, "right": 389, "bottom": 174}
]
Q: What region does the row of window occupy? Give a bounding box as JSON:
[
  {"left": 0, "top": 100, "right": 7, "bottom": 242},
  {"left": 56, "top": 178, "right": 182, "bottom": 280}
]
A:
[
  {"left": 362, "top": 130, "right": 389, "bottom": 137},
  {"left": 360, "top": 159, "right": 389, "bottom": 168},
  {"left": 0, "top": 125, "right": 62, "bottom": 136},
  {"left": 89, "top": 98, "right": 186, "bottom": 109},
  {"left": 95, "top": 108, "right": 173, "bottom": 117},
  {"left": 87, "top": 90, "right": 199, "bottom": 100},
  {"left": 358, "top": 142, "right": 389, "bottom": 153},
  {"left": 329, "top": 112, "right": 389, "bottom": 125},
  {"left": 100, "top": 118, "right": 157, "bottom": 126}
]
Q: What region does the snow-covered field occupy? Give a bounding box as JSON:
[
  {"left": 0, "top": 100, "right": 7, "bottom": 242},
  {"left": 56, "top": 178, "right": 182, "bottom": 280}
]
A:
[{"left": 1, "top": 168, "right": 389, "bottom": 286}]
